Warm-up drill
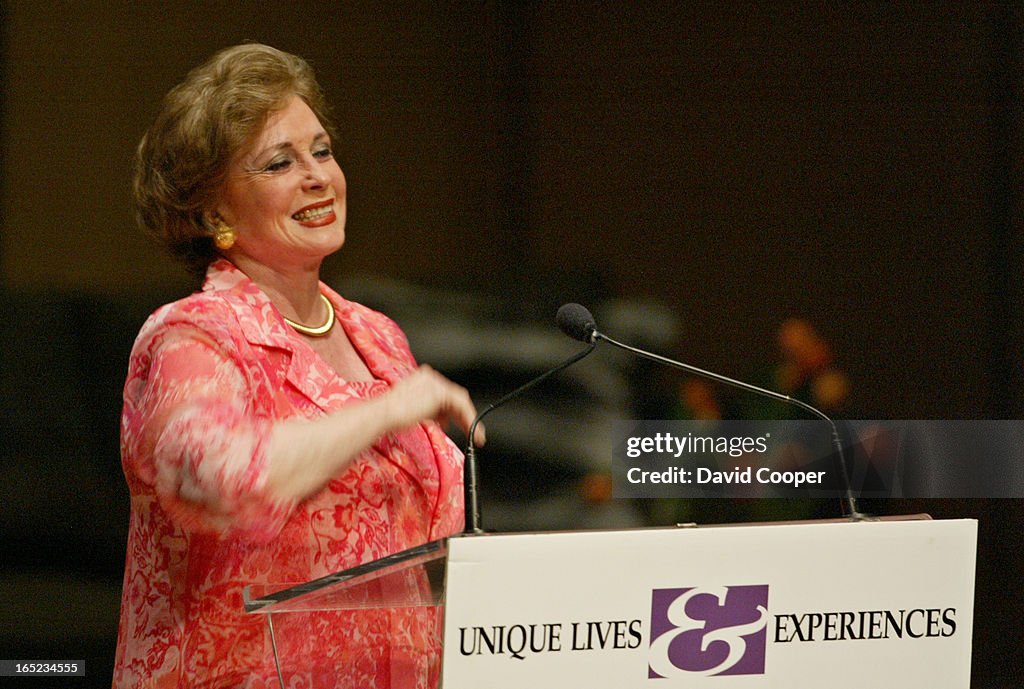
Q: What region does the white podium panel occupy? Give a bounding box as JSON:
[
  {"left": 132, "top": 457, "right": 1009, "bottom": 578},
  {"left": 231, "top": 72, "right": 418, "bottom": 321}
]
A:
[{"left": 442, "top": 519, "right": 976, "bottom": 688}]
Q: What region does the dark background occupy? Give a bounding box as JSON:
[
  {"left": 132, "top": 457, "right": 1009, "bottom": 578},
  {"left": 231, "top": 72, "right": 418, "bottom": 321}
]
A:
[{"left": 1, "top": 2, "right": 1021, "bottom": 687}]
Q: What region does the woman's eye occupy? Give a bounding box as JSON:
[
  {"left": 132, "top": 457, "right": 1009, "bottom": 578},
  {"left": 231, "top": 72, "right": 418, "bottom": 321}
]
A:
[
  {"left": 313, "top": 147, "right": 333, "bottom": 160},
  {"left": 265, "top": 158, "right": 292, "bottom": 172}
]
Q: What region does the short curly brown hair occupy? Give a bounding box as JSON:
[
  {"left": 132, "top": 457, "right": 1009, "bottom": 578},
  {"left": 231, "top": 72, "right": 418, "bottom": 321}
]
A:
[{"left": 134, "top": 43, "right": 337, "bottom": 279}]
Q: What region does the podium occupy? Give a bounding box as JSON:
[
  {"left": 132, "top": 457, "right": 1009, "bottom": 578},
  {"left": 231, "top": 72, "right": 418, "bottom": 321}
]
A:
[{"left": 245, "top": 516, "right": 976, "bottom": 688}]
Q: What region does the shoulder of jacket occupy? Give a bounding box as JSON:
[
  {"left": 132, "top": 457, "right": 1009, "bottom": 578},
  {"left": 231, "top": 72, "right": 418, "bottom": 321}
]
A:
[{"left": 136, "top": 289, "right": 250, "bottom": 352}]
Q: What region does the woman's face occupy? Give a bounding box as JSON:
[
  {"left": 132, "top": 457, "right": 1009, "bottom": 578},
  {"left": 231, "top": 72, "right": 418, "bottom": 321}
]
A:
[{"left": 215, "top": 95, "right": 347, "bottom": 272}]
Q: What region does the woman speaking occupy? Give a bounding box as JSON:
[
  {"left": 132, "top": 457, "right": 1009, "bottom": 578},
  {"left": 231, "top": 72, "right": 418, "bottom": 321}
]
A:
[{"left": 113, "top": 43, "right": 482, "bottom": 688}]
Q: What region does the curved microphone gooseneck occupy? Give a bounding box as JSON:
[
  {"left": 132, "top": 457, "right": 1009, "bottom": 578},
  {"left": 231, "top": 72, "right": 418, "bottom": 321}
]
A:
[
  {"left": 462, "top": 330, "right": 598, "bottom": 534},
  {"left": 555, "top": 303, "right": 866, "bottom": 521}
]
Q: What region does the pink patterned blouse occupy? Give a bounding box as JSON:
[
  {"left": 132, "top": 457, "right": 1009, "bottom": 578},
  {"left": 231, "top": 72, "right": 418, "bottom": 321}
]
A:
[{"left": 113, "top": 260, "right": 464, "bottom": 689}]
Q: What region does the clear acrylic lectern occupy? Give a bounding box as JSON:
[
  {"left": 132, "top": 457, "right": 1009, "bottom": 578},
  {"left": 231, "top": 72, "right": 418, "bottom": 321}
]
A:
[{"left": 243, "top": 537, "right": 451, "bottom": 688}]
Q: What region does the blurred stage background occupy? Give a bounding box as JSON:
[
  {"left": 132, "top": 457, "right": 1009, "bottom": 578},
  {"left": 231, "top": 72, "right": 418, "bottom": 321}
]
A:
[{"left": 1, "top": 2, "right": 1021, "bottom": 686}]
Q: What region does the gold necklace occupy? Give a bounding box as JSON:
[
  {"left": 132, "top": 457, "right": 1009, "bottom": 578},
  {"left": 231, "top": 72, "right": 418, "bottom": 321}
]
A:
[{"left": 283, "top": 294, "right": 335, "bottom": 337}]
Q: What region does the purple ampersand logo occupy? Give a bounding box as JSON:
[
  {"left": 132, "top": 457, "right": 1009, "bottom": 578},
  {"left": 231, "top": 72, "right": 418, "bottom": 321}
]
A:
[{"left": 649, "top": 585, "right": 769, "bottom": 678}]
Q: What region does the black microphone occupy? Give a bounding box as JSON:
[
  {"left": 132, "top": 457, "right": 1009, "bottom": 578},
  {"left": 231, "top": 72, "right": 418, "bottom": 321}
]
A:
[
  {"left": 462, "top": 315, "right": 598, "bottom": 534},
  {"left": 556, "top": 302, "right": 598, "bottom": 344},
  {"left": 557, "top": 303, "right": 866, "bottom": 520}
]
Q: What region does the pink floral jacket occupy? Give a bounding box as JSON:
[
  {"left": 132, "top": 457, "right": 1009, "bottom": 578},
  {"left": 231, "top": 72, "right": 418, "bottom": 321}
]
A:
[{"left": 113, "top": 260, "right": 464, "bottom": 689}]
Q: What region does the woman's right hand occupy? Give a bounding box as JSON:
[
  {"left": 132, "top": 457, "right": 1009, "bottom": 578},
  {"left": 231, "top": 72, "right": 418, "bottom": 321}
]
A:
[
  {"left": 265, "top": 364, "right": 482, "bottom": 503},
  {"left": 382, "top": 365, "right": 485, "bottom": 447}
]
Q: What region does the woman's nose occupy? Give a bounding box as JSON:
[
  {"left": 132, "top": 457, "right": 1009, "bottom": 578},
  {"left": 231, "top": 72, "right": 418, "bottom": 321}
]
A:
[{"left": 301, "top": 155, "right": 329, "bottom": 188}]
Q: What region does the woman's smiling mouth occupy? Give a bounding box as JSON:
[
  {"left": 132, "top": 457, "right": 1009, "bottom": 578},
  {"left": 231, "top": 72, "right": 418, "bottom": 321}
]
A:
[{"left": 292, "top": 201, "right": 335, "bottom": 223}]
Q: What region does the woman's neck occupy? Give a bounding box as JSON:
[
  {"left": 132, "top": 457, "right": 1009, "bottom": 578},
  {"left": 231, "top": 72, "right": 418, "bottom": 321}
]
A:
[{"left": 229, "top": 254, "right": 325, "bottom": 324}]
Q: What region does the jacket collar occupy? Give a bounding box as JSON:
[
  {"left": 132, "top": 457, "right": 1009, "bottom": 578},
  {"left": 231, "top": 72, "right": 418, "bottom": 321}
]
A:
[{"left": 202, "top": 259, "right": 403, "bottom": 411}]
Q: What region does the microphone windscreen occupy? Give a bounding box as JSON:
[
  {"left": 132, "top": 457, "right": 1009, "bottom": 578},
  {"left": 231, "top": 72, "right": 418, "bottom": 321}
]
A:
[{"left": 556, "top": 303, "right": 597, "bottom": 342}]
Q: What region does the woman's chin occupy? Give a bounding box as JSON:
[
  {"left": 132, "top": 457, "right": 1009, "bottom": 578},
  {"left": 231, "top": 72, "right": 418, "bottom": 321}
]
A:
[{"left": 292, "top": 225, "right": 346, "bottom": 259}]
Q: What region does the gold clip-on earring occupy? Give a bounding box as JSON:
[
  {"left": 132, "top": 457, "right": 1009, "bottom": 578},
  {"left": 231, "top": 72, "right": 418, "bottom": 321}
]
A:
[{"left": 209, "top": 216, "right": 236, "bottom": 251}]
